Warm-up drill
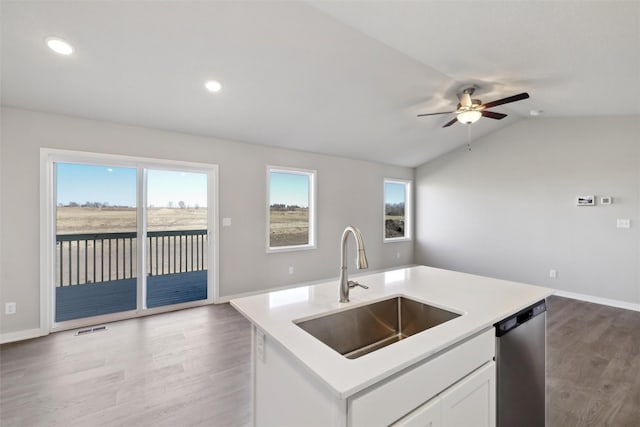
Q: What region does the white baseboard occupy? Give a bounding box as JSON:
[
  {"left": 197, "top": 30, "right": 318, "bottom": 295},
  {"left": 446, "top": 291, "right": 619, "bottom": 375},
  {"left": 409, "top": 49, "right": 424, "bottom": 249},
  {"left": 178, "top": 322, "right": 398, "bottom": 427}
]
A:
[
  {"left": 553, "top": 290, "right": 640, "bottom": 312},
  {"left": 0, "top": 327, "right": 48, "bottom": 344}
]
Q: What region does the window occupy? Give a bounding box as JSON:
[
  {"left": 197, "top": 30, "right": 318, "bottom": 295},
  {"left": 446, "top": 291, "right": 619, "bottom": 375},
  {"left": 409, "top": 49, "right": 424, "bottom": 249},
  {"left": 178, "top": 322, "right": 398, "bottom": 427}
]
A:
[
  {"left": 267, "top": 166, "right": 316, "bottom": 251},
  {"left": 384, "top": 179, "right": 411, "bottom": 241}
]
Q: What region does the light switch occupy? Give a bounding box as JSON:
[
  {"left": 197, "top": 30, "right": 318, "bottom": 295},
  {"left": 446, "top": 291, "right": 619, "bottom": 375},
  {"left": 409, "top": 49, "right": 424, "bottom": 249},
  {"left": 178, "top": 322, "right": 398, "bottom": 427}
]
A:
[
  {"left": 222, "top": 217, "right": 232, "bottom": 227},
  {"left": 617, "top": 218, "right": 631, "bottom": 229}
]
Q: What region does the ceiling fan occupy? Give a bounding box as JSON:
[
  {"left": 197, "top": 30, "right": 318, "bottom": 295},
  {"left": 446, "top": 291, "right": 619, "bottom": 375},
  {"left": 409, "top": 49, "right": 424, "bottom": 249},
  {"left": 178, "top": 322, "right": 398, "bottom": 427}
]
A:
[{"left": 417, "top": 87, "right": 530, "bottom": 128}]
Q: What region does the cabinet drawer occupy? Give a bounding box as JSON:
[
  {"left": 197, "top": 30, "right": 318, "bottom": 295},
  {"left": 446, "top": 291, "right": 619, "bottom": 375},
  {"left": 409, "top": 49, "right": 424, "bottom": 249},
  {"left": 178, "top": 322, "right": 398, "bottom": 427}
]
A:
[
  {"left": 349, "top": 328, "right": 494, "bottom": 427},
  {"left": 391, "top": 395, "right": 442, "bottom": 427}
]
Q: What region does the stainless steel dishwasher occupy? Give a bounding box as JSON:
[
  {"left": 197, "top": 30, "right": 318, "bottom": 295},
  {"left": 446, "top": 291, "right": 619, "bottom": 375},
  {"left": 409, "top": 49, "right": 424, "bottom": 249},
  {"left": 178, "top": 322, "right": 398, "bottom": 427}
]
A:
[{"left": 495, "top": 299, "right": 547, "bottom": 427}]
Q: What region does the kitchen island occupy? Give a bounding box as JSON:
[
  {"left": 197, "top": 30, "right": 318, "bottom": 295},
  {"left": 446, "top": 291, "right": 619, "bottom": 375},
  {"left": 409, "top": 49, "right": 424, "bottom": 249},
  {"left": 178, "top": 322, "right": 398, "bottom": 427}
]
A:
[{"left": 231, "top": 265, "right": 553, "bottom": 426}]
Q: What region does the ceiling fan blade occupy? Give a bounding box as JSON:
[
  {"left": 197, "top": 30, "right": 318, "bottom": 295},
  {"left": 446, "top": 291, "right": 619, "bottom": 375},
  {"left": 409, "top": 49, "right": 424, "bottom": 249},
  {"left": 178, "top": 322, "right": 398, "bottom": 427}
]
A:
[
  {"left": 480, "top": 92, "right": 529, "bottom": 109},
  {"left": 443, "top": 117, "right": 458, "bottom": 128},
  {"left": 481, "top": 110, "right": 507, "bottom": 120},
  {"left": 417, "top": 111, "right": 455, "bottom": 117}
]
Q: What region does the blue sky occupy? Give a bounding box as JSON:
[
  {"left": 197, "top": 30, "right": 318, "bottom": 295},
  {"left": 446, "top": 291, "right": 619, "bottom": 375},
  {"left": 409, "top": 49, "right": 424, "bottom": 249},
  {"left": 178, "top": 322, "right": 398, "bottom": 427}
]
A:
[
  {"left": 385, "top": 182, "right": 406, "bottom": 205},
  {"left": 147, "top": 169, "right": 207, "bottom": 207},
  {"left": 270, "top": 172, "right": 309, "bottom": 207},
  {"left": 57, "top": 163, "right": 401, "bottom": 208},
  {"left": 56, "top": 163, "right": 207, "bottom": 207},
  {"left": 57, "top": 163, "right": 137, "bottom": 206}
]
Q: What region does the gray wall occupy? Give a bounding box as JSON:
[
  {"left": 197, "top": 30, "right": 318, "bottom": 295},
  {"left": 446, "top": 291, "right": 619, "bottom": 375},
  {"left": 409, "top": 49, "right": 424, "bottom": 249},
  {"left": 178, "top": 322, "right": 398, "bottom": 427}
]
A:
[
  {"left": 0, "top": 107, "right": 413, "bottom": 335},
  {"left": 416, "top": 117, "right": 640, "bottom": 305}
]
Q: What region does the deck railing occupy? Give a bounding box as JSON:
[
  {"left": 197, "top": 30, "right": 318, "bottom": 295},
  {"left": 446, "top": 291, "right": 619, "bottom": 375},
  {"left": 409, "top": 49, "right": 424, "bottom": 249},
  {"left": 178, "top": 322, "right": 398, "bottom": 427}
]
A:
[{"left": 56, "top": 229, "right": 208, "bottom": 286}]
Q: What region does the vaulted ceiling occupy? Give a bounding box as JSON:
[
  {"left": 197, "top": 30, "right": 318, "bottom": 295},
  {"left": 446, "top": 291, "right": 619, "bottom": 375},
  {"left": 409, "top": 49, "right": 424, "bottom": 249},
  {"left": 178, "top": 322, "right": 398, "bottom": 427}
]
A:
[{"left": 2, "top": 1, "right": 639, "bottom": 167}]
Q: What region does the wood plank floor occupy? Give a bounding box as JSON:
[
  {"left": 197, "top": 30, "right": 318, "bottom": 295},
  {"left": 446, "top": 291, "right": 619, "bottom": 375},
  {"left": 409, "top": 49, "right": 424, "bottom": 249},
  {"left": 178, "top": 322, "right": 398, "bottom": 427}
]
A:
[
  {"left": 546, "top": 296, "right": 640, "bottom": 426},
  {"left": 1, "top": 303, "right": 251, "bottom": 427},
  {"left": 1, "top": 295, "right": 639, "bottom": 426}
]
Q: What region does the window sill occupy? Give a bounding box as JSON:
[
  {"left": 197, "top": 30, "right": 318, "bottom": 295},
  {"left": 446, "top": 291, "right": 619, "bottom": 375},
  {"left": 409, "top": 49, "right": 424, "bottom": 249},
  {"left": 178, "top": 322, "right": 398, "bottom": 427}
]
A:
[
  {"left": 384, "top": 237, "right": 412, "bottom": 243},
  {"left": 267, "top": 244, "right": 317, "bottom": 254}
]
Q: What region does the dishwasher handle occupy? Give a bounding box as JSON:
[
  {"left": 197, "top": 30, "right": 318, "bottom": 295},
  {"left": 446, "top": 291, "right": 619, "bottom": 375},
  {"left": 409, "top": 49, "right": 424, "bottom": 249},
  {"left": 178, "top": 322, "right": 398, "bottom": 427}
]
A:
[{"left": 516, "top": 309, "right": 533, "bottom": 324}]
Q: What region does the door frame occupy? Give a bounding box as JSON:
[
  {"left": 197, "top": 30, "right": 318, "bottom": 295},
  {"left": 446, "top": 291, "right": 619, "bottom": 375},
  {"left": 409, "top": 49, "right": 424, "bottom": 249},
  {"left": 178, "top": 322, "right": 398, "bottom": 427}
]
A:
[{"left": 40, "top": 148, "right": 219, "bottom": 332}]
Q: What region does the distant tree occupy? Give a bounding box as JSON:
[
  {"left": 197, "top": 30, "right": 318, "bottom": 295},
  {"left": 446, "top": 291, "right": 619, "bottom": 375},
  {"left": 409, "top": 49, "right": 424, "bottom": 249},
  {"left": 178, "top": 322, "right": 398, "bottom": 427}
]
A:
[
  {"left": 385, "top": 202, "right": 405, "bottom": 216},
  {"left": 168, "top": 201, "right": 174, "bottom": 208},
  {"left": 194, "top": 204, "right": 199, "bottom": 210},
  {"left": 68, "top": 201, "right": 79, "bottom": 207},
  {"left": 178, "top": 201, "right": 186, "bottom": 209}
]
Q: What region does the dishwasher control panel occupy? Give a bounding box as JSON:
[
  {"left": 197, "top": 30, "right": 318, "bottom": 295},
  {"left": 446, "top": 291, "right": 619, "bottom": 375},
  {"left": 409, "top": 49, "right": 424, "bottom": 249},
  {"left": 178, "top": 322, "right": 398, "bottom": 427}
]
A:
[{"left": 494, "top": 299, "right": 546, "bottom": 337}]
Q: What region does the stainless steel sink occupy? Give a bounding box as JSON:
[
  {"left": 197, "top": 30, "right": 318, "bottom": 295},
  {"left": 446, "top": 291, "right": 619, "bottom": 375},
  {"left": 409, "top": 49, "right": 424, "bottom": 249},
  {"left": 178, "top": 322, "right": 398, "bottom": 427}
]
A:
[{"left": 295, "top": 296, "right": 461, "bottom": 359}]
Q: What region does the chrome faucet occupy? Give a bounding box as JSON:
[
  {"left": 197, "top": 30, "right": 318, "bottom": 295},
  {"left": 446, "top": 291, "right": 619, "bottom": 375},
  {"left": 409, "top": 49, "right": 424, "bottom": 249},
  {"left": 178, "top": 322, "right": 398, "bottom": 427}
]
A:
[{"left": 339, "top": 226, "right": 369, "bottom": 303}]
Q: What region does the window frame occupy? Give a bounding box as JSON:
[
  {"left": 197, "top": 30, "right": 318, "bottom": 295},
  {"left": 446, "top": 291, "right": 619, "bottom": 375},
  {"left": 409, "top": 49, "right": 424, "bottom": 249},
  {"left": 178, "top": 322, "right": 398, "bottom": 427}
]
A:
[
  {"left": 266, "top": 165, "right": 317, "bottom": 253},
  {"left": 383, "top": 178, "right": 412, "bottom": 243}
]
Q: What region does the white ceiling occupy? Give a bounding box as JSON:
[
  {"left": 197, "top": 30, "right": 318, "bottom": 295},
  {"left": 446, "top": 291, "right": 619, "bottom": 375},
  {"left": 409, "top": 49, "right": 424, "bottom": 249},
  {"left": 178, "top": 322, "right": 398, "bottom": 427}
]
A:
[{"left": 2, "top": 1, "right": 639, "bottom": 167}]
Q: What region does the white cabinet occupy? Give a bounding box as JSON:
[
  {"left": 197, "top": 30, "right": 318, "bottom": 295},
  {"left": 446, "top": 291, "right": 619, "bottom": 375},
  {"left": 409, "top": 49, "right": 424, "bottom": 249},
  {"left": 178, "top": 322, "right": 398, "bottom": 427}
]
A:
[
  {"left": 252, "top": 327, "right": 495, "bottom": 427},
  {"left": 392, "top": 362, "right": 495, "bottom": 427},
  {"left": 441, "top": 361, "right": 495, "bottom": 427},
  {"left": 348, "top": 329, "right": 494, "bottom": 427}
]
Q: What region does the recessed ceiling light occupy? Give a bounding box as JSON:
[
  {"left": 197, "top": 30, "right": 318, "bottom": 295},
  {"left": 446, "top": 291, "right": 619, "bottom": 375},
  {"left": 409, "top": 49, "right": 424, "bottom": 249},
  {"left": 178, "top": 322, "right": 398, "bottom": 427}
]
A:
[
  {"left": 46, "top": 37, "right": 74, "bottom": 55},
  {"left": 530, "top": 109, "right": 543, "bottom": 116},
  {"left": 205, "top": 80, "right": 222, "bottom": 92}
]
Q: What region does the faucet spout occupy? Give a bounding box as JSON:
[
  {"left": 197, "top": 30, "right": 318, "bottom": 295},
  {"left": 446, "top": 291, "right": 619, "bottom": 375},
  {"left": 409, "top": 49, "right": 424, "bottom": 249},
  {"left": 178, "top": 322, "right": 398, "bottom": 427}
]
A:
[{"left": 339, "top": 226, "right": 368, "bottom": 303}]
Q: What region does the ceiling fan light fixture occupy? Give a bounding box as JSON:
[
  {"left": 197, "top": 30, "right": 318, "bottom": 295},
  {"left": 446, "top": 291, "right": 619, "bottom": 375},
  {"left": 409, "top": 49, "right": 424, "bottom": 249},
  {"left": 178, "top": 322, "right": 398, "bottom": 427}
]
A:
[{"left": 456, "top": 110, "right": 482, "bottom": 124}]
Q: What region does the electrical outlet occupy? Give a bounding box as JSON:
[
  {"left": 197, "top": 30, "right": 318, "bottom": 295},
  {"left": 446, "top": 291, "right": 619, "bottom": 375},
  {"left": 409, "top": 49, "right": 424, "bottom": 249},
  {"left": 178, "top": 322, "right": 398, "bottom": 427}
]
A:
[
  {"left": 288, "top": 266, "right": 294, "bottom": 275},
  {"left": 617, "top": 218, "right": 631, "bottom": 229},
  {"left": 549, "top": 269, "right": 557, "bottom": 279},
  {"left": 5, "top": 302, "right": 16, "bottom": 315},
  {"left": 396, "top": 252, "right": 400, "bottom": 259}
]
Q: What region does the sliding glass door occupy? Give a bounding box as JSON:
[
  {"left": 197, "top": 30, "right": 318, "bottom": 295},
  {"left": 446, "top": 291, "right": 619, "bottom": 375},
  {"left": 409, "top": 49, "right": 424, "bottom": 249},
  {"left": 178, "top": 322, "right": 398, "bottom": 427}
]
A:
[
  {"left": 50, "top": 154, "right": 216, "bottom": 328},
  {"left": 145, "top": 169, "right": 208, "bottom": 308},
  {"left": 55, "top": 163, "right": 138, "bottom": 322}
]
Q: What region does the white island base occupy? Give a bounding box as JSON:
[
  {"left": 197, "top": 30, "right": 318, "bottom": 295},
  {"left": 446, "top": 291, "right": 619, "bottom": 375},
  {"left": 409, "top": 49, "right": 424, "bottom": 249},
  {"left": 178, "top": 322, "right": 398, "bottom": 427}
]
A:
[
  {"left": 254, "top": 326, "right": 495, "bottom": 427},
  {"left": 232, "top": 266, "right": 552, "bottom": 427}
]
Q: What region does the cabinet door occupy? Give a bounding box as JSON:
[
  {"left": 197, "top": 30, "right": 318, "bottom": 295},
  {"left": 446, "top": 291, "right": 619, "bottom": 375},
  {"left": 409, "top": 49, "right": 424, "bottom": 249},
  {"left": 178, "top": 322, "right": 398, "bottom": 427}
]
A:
[
  {"left": 440, "top": 361, "right": 495, "bottom": 427},
  {"left": 391, "top": 396, "right": 442, "bottom": 427}
]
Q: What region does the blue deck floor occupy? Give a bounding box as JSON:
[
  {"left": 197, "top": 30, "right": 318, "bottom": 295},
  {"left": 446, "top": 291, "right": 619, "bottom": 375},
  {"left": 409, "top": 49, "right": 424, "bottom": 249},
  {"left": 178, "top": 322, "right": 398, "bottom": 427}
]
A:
[{"left": 55, "top": 270, "right": 207, "bottom": 322}]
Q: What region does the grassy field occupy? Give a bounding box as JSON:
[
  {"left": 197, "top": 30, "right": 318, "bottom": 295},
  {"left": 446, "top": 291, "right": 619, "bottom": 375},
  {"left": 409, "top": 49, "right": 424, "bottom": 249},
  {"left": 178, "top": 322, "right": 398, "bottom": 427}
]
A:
[
  {"left": 269, "top": 208, "right": 309, "bottom": 247},
  {"left": 57, "top": 207, "right": 207, "bottom": 234},
  {"left": 57, "top": 207, "right": 307, "bottom": 243},
  {"left": 385, "top": 215, "right": 405, "bottom": 238}
]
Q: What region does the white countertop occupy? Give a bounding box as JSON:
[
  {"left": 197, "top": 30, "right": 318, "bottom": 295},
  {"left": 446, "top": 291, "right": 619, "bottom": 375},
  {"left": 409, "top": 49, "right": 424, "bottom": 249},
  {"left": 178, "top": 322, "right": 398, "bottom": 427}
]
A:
[{"left": 230, "top": 265, "right": 553, "bottom": 399}]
